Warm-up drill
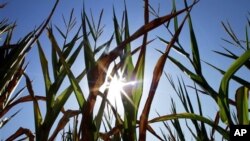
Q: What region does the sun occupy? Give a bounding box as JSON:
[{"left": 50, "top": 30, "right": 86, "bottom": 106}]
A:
[
  {"left": 99, "top": 69, "right": 137, "bottom": 107},
  {"left": 108, "top": 76, "right": 125, "bottom": 100}
]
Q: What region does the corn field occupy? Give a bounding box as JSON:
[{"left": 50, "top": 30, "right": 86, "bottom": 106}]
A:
[{"left": 0, "top": 0, "right": 250, "bottom": 140}]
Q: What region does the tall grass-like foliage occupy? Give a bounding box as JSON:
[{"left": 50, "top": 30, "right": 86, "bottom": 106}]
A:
[
  {"left": 33, "top": 0, "right": 198, "bottom": 140},
  {"left": 154, "top": 6, "right": 250, "bottom": 141},
  {"left": 0, "top": 1, "right": 59, "bottom": 140}
]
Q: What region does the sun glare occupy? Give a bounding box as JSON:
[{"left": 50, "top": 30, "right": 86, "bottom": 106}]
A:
[
  {"left": 99, "top": 69, "right": 137, "bottom": 107},
  {"left": 108, "top": 76, "right": 125, "bottom": 100}
]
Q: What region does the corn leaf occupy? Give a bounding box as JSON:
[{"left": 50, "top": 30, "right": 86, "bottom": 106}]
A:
[
  {"left": 205, "top": 61, "right": 250, "bottom": 86},
  {"left": 123, "top": 4, "right": 134, "bottom": 77},
  {"left": 94, "top": 91, "right": 108, "bottom": 137},
  {"left": 168, "top": 55, "right": 219, "bottom": 100},
  {"left": 222, "top": 22, "right": 244, "bottom": 50},
  {"left": 53, "top": 69, "right": 85, "bottom": 114},
  {"left": 62, "top": 27, "right": 81, "bottom": 60},
  {"left": 218, "top": 49, "right": 250, "bottom": 124},
  {"left": 246, "top": 25, "right": 249, "bottom": 50},
  {"left": 51, "top": 34, "right": 59, "bottom": 80},
  {"left": 37, "top": 40, "right": 53, "bottom": 107},
  {"left": 113, "top": 8, "right": 123, "bottom": 49},
  {"left": 48, "top": 29, "right": 86, "bottom": 109},
  {"left": 149, "top": 113, "right": 229, "bottom": 140},
  {"left": 172, "top": 0, "right": 178, "bottom": 34},
  {"left": 94, "top": 34, "right": 113, "bottom": 55},
  {"left": 23, "top": 73, "right": 42, "bottom": 136},
  {"left": 50, "top": 41, "right": 83, "bottom": 98},
  {"left": 139, "top": 9, "right": 190, "bottom": 140},
  {"left": 82, "top": 11, "right": 96, "bottom": 89},
  {"left": 188, "top": 15, "right": 201, "bottom": 75},
  {"left": 168, "top": 56, "right": 203, "bottom": 84},
  {"left": 235, "top": 86, "right": 249, "bottom": 125},
  {"left": 49, "top": 110, "right": 80, "bottom": 141},
  {"left": 158, "top": 36, "right": 190, "bottom": 58},
  {"left": 54, "top": 25, "right": 66, "bottom": 39},
  {"left": 98, "top": 2, "right": 197, "bottom": 70}
]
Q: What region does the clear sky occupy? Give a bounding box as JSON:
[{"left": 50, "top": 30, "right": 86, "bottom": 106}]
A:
[{"left": 1, "top": 0, "right": 250, "bottom": 140}]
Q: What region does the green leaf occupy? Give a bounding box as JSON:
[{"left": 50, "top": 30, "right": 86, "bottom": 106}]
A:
[
  {"left": 169, "top": 99, "right": 185, "bottom": 141},
  {"left": 53, "top": 69, "right": 86, "bottom": 120},
  {"left": 113, "top": 9, "right": 135, "bottom": 127},
  {"left": 66, "top": 42, "right": 83, "bottom": 68},
  {"left": 168, "top": 56, "right": 202, "bottom": 83},
  {"left": 50, "top": 42, "right": 83, "bottom": 96},
  {"left": 96, "top": 9, "right": 104, "bottom": 33},
  {"left": 123, "top": 5, "right": 134, "bottom": 76},
  {"left": 188, "top": 15, "right": 201, "bottom": 75},
  {"left": 94, "top": 90, "right": 108, "bottom": 140},
  {"left": 62, "top": 27, "right": 81, "bottom": 59},
  {"left": 195, "top": 84, "right": 209, "bottom": 140},
  {"left": 168, "top": 56, "right": 218, "bottom": 100},
  {"left": 94, "top": 34, "right": 113, "bottom": 55},
  {"left": 48, "top": 29, "right": 86, "bottom": 109},
  {"left": 246, "top": 25, "right": 249, "bottom": 50},
  {"left": 158, "top": 36, "right": 190, "bottom": 58},
  {"left": 218, "top": 49, "right": 250, "bottom": 124},
  {"left": 82, "top": 11, "right": 96, "bottom": 89},
  {"left": 55, "top": 25, "right": 66, "bottom": 39},
  {"left": 83, "top": 39, "right": 95, "bottom": 73},
  {"left": 149, "top": 113, "right": 229, "bottom": 140},
  {"left": 23, "top": 73, "right": 42, "bottom": 135},
  {"left": 85, "top": 12, "right": 96, "bottom": 41},
  {"left": 37, "top": 40, "right": 53, "bottom": 106},
  {"left": 215, "top": 48, "right": 250, "bottom": 70},
  {"left": 222, "top": 22, "right": 244, "bottom": 50},
  {"left": 113, "top": 8, "right": 122, "bottom": 46},
  {"left": 213, "top": 49, "right": 238, "bottom": 60},
  {"left": 205, "top": 61, "right": 250, "bottom": 86},
  {"left": 51, "top": 36, "right": 59, "bottom": 80},
  {"left": 172, "top": 0, "right": 178, "bottom": 33},
  {"left": 104, "top": 2, "right": 196, "bottom": 67},
  {"left": 235, "top": 86, "right": 249, "bottom": 125},
  {"left": 48, "top": 71, "right": 86, "bottom": 140}
]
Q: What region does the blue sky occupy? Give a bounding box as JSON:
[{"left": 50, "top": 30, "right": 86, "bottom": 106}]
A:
[{"left": 1, "top": 0, "right": 250, "bottom": 140}]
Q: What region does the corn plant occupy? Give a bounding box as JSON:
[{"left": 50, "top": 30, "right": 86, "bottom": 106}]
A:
[
  {"left": 0, "top": 18, "right": 22, "bottom": 129},
  {"left": 0, "top": 1, "right": 59, "bottom": 140},
  {"left": 159, "top": 74, "right": 224, "bottom": 140},
  {"left": 150, "top": 5, "right": 250, "bottom": 141},
  {"left": 32, "top": 9, "right": 85, "bottom": 141},
  {"left": 33, "top": 0, "right": 199, "bottom": 140},
  {"left": 79, "top": 1, "right": 198, "bottom": 141},
  {"left": 7, "top": 0, "right": 248, "bottom": 140}
]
